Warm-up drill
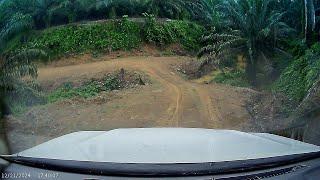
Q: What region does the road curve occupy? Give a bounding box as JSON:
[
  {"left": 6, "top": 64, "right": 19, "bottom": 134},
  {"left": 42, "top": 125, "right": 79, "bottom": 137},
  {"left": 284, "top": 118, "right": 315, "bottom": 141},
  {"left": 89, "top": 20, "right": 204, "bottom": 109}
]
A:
[{"left": 37, "top": 56, "right": 252, "bottom": 129}]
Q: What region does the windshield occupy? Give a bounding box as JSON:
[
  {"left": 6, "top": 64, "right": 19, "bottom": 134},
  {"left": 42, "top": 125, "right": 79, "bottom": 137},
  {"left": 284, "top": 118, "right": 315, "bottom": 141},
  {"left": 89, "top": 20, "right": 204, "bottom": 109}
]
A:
[{"left": 0, "top": 0, "right": 319, "bottom": 163}]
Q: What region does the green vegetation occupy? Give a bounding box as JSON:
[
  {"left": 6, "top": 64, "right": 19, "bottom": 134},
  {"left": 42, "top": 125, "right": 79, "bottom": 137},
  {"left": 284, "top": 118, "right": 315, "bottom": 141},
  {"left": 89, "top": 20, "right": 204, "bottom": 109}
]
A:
[
  {"left": 273, "top": 43, "right": 320, "bottom": 104},
  {"left": 4, "top": 71, "right": 148, "bottom": 114},
  {"left": 0, "top": 9, "right": 46, "bottom": 117},
  {"left": 48, "top": 70, "right": 148, "bottom": 103},
  {"left": 143, "top": 13, "right": 204, "bottom": 51},
  {"left": 48, "top": 75, "right": 121, "bottom": 103},
  {"left": 27, "top": 18, "right": 141, "bottom": 58},
  {"left": 198, "top": 0, "right": 292, "bottom": 85},
  {"left": 4, "top": 82, "right": 45, "bottom": 115},
  {"left": 0, "top": 0, "right": 216, "bottom": 29},
  {"left": 12, "top": 16, "right": 204, "bottom": 60},
  {"left": 213, "top": 70, "right": 250, "bottom": 88}
]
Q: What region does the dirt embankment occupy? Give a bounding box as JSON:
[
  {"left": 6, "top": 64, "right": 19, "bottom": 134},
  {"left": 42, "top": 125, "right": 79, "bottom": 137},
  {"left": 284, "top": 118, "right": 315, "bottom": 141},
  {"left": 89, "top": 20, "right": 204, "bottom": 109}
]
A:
[{"left": 6, "top": 56, "right": 255, "bottom": 153}]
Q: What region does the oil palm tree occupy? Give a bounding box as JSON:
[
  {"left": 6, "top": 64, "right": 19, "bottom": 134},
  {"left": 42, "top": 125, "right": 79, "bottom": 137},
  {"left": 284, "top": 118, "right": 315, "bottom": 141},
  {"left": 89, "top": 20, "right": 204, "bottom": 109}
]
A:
[
  {"left": 198, "top": 0, "right": 292, "bottom": 85},
  {"left": 64, "top": 0, "right": 97, "bottom": 21},
  {"left": 0, "top": 0, "right": 34, "bottom": 29},
  {"left": 51, "top": 0, "right": 89, "bottom": 23},
  {"left": 0, "top": 13, "right": 45, "bottom": 115},
  {"left": 96, "top": 0, "right": 114, "bottom": 10},
  {"left": 304, "top": 0, "right": 316, "bottom": 46},
  {"left": 275, "top": 0, "right": 303, "bottom": 34},
  {"left": 145, "top": 0, "right": 185, "bottom": 19},
  {"left": 33, "top": 0, "right": 64, "bottom": 28},
  {"left": 183, "top": 0, "right": 220, "bottom": 24}
]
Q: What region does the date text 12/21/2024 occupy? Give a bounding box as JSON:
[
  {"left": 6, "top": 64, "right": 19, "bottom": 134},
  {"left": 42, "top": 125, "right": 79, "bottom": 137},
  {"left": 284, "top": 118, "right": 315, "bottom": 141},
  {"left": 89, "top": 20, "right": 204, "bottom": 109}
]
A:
[{"left": 2, "top": 172, "right": 60, "bottom": 179}]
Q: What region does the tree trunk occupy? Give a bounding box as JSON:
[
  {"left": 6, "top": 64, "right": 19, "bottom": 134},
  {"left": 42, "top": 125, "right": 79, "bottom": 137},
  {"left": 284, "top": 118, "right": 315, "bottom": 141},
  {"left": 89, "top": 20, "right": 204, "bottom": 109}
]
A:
[
  {"left": 246, "top": 60, "right": 257, "bottom": 86},
  {"left": 305, "top": 0, "right": 316, "bottom": 46},
  {"left": 0, "top": 118, "right": 10, "bottom": 155},
  {"left": 0, "top": 92, "right": 10, "bottom": 116}
]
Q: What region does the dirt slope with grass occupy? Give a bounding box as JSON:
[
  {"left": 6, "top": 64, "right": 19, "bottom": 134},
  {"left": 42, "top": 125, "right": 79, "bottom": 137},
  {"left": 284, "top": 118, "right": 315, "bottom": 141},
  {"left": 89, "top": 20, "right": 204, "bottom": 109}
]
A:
[{"left": 6, "top": 56, "right": 255, "bottom": 152}]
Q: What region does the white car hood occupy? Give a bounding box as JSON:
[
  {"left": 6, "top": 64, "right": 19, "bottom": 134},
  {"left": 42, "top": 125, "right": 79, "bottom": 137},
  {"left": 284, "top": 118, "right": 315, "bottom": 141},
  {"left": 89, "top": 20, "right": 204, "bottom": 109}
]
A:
[{"left": 16, "top": 128, "right": 320, "bottom": 163}]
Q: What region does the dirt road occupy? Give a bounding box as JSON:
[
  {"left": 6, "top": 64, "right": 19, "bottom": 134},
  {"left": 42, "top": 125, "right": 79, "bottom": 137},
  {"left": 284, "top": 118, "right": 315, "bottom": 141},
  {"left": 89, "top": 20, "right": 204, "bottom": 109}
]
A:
[{"left": 6, "top": 56, "right": 254, "bottom": 152}]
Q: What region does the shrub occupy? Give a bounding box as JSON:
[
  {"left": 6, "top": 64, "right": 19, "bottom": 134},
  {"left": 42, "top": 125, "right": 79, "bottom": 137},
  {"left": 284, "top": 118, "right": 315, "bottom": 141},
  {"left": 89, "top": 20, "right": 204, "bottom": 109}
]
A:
[
  {"left": 213, "top": 69, "right": 251, "bottom": 87},
  {"left": 284, "top": 39, "right": 308, "bottom": 58},
  {"left": 165, "top": 20, "right": 204, "bottom": 51},
  {"left": 47, "top": 75, "right": 121, "bottom": 103},
  {"left": 4, "top": 81, "right": 46, "bottom": 115},
  {"left": 143, "top": 13, "right": 173, "bottom": 46},
  {"left": 142, "top": 13, "right": 204, "bottom": 52},
  {"left": 104, "top": 76, "right": 120, "bottom": 91},
  {"left": 25, "top": 17, "right": 141, "bottom": 59},
  {"left": 13, "top": 16, "right": 205, "bottom": 60},
  {"left": 273, "top": 43, "right": 320, "bottom": 104}
]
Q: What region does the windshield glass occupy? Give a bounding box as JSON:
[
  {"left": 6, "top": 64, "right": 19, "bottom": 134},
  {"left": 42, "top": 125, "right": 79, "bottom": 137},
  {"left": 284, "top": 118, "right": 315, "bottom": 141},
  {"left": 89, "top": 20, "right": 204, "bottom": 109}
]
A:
[{"left": 0, "top": 0, "right": 319, "bottom": 161}]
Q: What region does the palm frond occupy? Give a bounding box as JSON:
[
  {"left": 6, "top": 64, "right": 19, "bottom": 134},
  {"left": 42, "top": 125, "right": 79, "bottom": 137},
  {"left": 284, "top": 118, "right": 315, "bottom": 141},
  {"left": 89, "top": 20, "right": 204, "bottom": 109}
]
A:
[
  {"left": 0, "top": 13, "right": 33, "bottom": 51},
  {"left": 0, "top": 48, "right": 46, "bottom": 91},
  {"left": 198, "top": 0, "right": 291, "bottom": 83}
]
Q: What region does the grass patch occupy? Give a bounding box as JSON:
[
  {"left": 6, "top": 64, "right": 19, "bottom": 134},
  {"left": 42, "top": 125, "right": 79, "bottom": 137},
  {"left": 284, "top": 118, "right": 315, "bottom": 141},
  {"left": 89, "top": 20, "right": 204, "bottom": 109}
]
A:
[
  {"left": 7, "top": 70, "right": 149, "bottom": 115},
  {"left": 48, "top": 75, "right": 121, "bottom": 103},
  {"left": 213, "top": 69, "right": 251, "bottom": 88},
  {"left": 48, "top": 70, "right": 148, "bottom": 103}
]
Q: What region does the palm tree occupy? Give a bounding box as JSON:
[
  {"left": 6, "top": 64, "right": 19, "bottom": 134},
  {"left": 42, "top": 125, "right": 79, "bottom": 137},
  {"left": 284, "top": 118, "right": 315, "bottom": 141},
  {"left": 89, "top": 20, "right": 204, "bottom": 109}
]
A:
[
  {"left": 0, "top": 10, "right": 43, "bottom": 152},
  {"left": 0, "top": 13, "right": 45, "bottom": 115},
  {"left": 275, "top": 0, "right": 303, "bottom": 34},
  {"left": 145, "top": 0, "right": 185, "bottom": 19},
  {"left": 51, "top": 0, "right": 88, "bottom": 23},
  {"left": 64, "top": 0, "right": 97, "bottom": 21},
  {"left": 183, "top": 0, "right": 221, "bottom": 24},
  {"left": 33, "top": 0, "right": 61, "bottom": 28},
  {"left": 304, "top": 0, "right": 316, "bottom": 46},
  {"left": 0, "top": 0, "right": 34, "bottom": 28},
  {"left": 96, "top": 0, "right": 114, "bottom": 10},
  {"left": 198, "top": 0, "right": 292, "bottom": 85}
]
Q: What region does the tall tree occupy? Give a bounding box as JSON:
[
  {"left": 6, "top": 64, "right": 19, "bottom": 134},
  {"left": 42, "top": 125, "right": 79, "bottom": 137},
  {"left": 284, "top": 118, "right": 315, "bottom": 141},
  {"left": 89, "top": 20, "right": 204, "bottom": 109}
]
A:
[
  {"left": 0, "top": 13, "right": 45, "bottom": 115},
  {"left": 145, "top": 0, "right": 184, "bottom": 19},
  {"left": 275, "top": 0, "right": 303, "bottom": 35},
  {"left": 33, "top": 0, "right": 61, "bottom": 28},
  {"left": 305, "top": 0, "right": 316, "bottom": 46},
  {"left": 198, "top": 0, "right": 292, "bottom": 85}
]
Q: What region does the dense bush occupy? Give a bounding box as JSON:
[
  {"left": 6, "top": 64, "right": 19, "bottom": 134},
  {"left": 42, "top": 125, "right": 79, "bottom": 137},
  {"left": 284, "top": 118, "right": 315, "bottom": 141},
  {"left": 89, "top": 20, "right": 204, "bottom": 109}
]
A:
[
  {"left": 213, "top": 70, "right": 250, "bottom": 88},
  {"left": 143, "top": 13, "right": 204, "bottom": 52},
  {"left": 25, "top": 18, "right": 141, "bottom": 58},
  {"left": 284, "top": 39, "right": 308, "bottom": 58},
  {"left": 4, "top": 81, "right": 46, "bottom": 114},
  {"left": 17, "top": 17, "right": 204, "bottom": 59},
  {"left": 273, "top": 43, "right": 320, "bottom": 104}
]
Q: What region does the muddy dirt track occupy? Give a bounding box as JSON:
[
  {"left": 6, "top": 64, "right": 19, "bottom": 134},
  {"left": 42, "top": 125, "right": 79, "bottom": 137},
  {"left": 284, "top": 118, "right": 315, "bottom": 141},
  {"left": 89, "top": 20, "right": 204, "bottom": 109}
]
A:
[{"left": 6, "top": 56, "right": 255, "bottom": 152}]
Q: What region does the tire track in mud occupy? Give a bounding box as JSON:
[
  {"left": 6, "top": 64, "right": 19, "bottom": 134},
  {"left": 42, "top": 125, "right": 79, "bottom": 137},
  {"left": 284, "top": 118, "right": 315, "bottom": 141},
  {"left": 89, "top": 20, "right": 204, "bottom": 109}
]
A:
[
  {"left": 37, "top": 56, "right": 250, "bottom": 129},
  {"left": 140, "top": 63, "right": 183, "bottom": 127},
  {"left": 195, "top": 86, "right": 223, "bottom": 128},
  {"left": 142, "top": 62, "right": 220, "bottom": 128}
]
